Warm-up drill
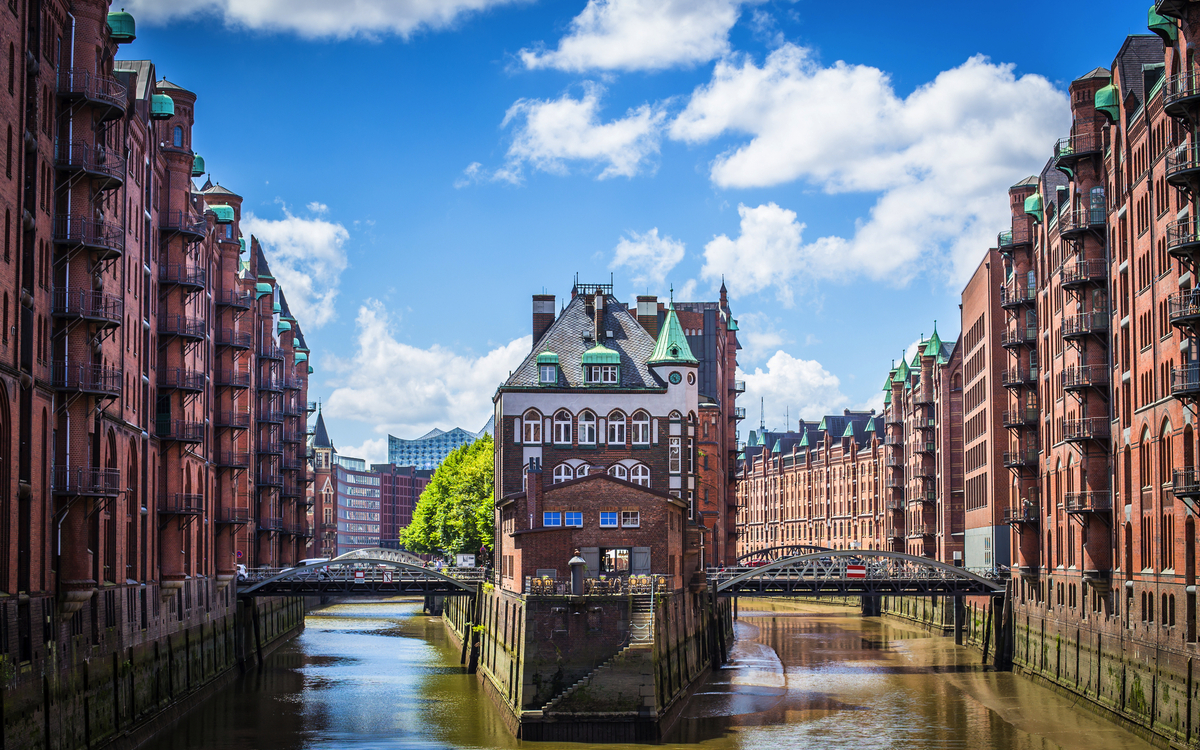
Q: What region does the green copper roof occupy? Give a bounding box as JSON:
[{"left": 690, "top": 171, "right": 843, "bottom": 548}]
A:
[
  {"left": 736, "top": 451, "right": 745, "bottom": 461},
  {"left": 295, "top": 346, "right": 309, "bottom": 353},
  {"left": 535, "top": 351, "right": 559, "bottom": 365},
  {"left": 1095, "top": 84, "right": 1119, "bottom": 123},
  {"left": 1024, "top": 192, "right": 1044, "bottom": 223},
  {"left": 255, "top": 282, "right": 272, "bottom": 298},
  {"left": 296, "top": 352, "right": 308, "bottom": 363},
  {"left": 923, "top": 325, "right": 943, "bottom": 357},
  {"left": 893, "top": 358, "right": 910, "bottom": 384},
  {"left": 209, "top": 204, "right": 235, "bottom": 224},
  {"left": 728, "top": 318, "right": 739, "bottom": 332},
  {"left": 841, "top": 422, "right": 856, "bottom": 439},
  {"left": 649, "top": 304, "right": 698, "bottom": 365},
  {"left": 307, "top": 365, "right": 314, "bottom": 374},
  {"left": 910, "top": 348, "right": 923, "bottom": 367},
  {"left": 884, "top": 391, "right": 891, "bottom": 405},
  {"left": 1149, "top": 5, "right": 1176, "bottom": 43},
  {"left": 191, "top": 154, "right": 205, "bottom": 177},
  {"left": 273, "top": 301, "right": 282, "bottom": 314},
  {"left": 798, "top": 431, "right": 809, "bottom": 447},
  {"left": 278, "top": 320, "right": 292, "bottom": 332},
  {"left": 107, "top": 11, "right": 136, "bottom": 43},
  {"left": 818, "top": 417, "right": 828, "bottom": 431},
  {"left": 238, "top": 237, "right": 246, "bottom": 254},
  {"left": 865, "top": 416, "right": 877, "bottom": 433},
  {"left": 581, "top": 343, "right": 620, "bottom": 365},
  {"left": 150, "top": 94, "right": 174, "bottom": 120},
  {"left": 772, "top": 440, "right": 782, "bottom": 454},
  {"left": 884, "top": 370, "right": 896, "bottom": 390}
]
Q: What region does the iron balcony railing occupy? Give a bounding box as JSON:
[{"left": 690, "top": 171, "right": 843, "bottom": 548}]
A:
[
  {"left": 1003, "top": 506, "right": 1039, "bottom": 524},
  {"left": 215, "top": 289, "right": 253, "bottom": 309},
  {"left": 216, "top": 329, "right": 252, "bottom": 349},
  {"left": 1171, "top": 365, "right": 1200, "bottom": 398},
  {"left": 1000, "top": 326, "right": 1037, "bottom": 347},
  {"left": 155, "top": 418, "right": 205, "bottom": 443},
  {"left": 885, "top": 527, "right": 905, "bottom": 540},
  {"left": 907, "top": 525, "right": 935, "bottom": 538},
  {"left": 732, "top": 379, "right": 746, "bottom": 393},
  {"left": 215, "top": 451, "right": 251, "bottom": 468},
  {"left": 1001, "top": 367, "right": 1038, "bottom": 387},
  {"left": 258, "top": 473, "right": 283, "bottom": 487},
  {"left": 1173, "top": 468, "right": 1200, "bottom": 498},
  {"left": 56, "top": 67, "right": 127, "bottom": 113},
  {"left": 1165, "top": 71, "right": 1200, "bottom": 114},
  {"left": 52, "top": 215, "right": 124, "bottom": 257},
  {"left": 257, "top": 410, "right": 283, "bottom": 424},
  {"left": 51, "top": 466, "right": 120, "bottom": 496},
  {"left": 1062, "top": 364, "right": 1108, "bottom": 390},
  {"left": 1061, "top": 310, "right": 1109, "bottom": 338},
  {"left": 258, "top": 517, "right": 284, "bottom": 532},
  {"left": 216, "top": 368, "right": 251, "bottom": 388},
  {"left": 915, "top": 442, "right": 935, "bottom": 454},
  {"left": 160, "top": 493, "right": 204, "bottom": 515},
  {"left": 1003, "top": 449, "right": 1038, "bottom": 468},
  {"left": 53, "top": 138, "right": 125, "bottom": 186},
  {"left": 283, "top": 430, "right": 303, "bottom": 444},
  {"left": 886, "top": 498, "right": 905, "bottom": 510},
  {"left": 282, "top": 403, "right": 303, "bottom": 418},
  {"left": 159, "top": 263, "right": 207, "bottom": 288},
  {"left": 158, "top": 315, "right": 206, "bottom": 340},
  {"left": 52, "top": 288, "right": 122, "bottom": 325},
  {"left": 158, "top": 367, "right": 205, "bottom": 392},
  {"left": 884, "top": 435, "right": 903, "bottom": 446},
  {"left": 997, "top": 221, "right": 1033, "bottom": 250},
  {"left": 52, "top": 362, "right": 121, "bottom": 396},
  {"left": 1061, "top": 418, "right": 1110, "bottom": 443},
  {"left": 1060, "top": 258, "right": 1107, "bottom": 287},
  {"left": 215, "top": 411, "right": 251, "bottom": 429},
  {"left": 732, "top": 406, "right": 746, "bottom": 420},
  {"left": 1057, "top": 206, "right": 1107, "bottom": 235},
  {"left": 282, "top": 483, "right": 300, "bottom": 498},
  {"left": 1166, "top": 143, "right": 1200, "bottom": 187},
  {"left": 1002, "top": 408, "right": 1038, "bottom": 427},
  {"left": 1168, "top": 292, "right": 1200, "bottom": 327},
  {"left": 215, "top": 506, "right": 251, "bottom": 525},
  {"left": 307, "top": 401, "right": 318, "bottom": 413},
  {"left": 1000, "top": 284, "right": 1036, "bottom": 307},
  {"left": 1053, "top": 131, "right": 1103, "bottom": 166},
  {"left": 258, "top": 441, "right": 284, "bottom": 455},
  {"left": 1064, "top": 491, "right": 1112, "bottom": 513},
  {"left": 283, "top": 457, "right": 305, "bottom": 471},
  {"left": 258, "top": 345, "right": 285, "bottom": 361},
  {"left": 159, "top": 209, "right": 208, "bottom": 238},
  {"left": 1166, "top": 218, "right": 1200, "bottom": 258}
]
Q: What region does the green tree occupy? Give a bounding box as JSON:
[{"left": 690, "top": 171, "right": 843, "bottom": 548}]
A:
[{"left": 400, "top": 434, "right": 494, "bottom": 557}]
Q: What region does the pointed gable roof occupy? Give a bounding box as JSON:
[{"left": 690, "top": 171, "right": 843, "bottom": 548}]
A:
[
  {"left": 312, "top": 408, "right": 333, "bottom": 449},
  {"left": 649, "top": 304, "right": 698, "bottom": 365}
]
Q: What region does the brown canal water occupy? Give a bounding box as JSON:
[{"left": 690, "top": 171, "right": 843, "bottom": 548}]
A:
[{"left": 143, "top": 598, "right": 1154, "bottom": 750}]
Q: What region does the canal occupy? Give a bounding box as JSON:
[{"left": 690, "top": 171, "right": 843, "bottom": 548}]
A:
[{"left": 145, "top": 598, "right": 1154, "bottom": 750}]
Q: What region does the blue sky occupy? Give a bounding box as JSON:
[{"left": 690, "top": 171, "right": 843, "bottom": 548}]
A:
[{"left": 123, "top": 0, "right": 1147, "bottom": 462}]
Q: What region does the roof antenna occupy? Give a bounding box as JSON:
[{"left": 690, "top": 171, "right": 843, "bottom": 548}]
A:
[
  {"left": 759, "top": 397, "right": 765, "bottom": 434},
  {"left": 669, "top": 284, "right": 674, "bottom": 305}
]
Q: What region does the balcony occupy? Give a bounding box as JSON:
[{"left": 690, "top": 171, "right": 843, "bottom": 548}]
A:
[
  {"left": 1002, "top": 408, "right": 1038, "bottom": 427},
  {"left": 257, "top": 517, "right": 284, "bottom": 533},
  {"left": 1173, "top": 468, "right": 1200, "bottom": 500},
  {"left": 307, "top": 401, "right": 318, "bottom": 413},
  {"left": 1061, "top": 418, "right": 1110, "bottom": 444},
  {"left": 156, "top": 418, "right": 205, "bottom": 443},
  {"left": 282, "top": 483, "right": 300, "bottom": 498},
  {"left": 885, "top": 477, "right": 904, "bottom": 489},
  {"left": 216, "top": 329, "right": 252, "bottom": 349},
  {"left": 158, "top": 367, "right": 205, "bottom": 393},
  {"left": 258, "top": 375, "right": 283, "bottom": 393},
  {"left": 1001, "top": 368, "right": 1038, "bottom": 388},
  {"left": 1060, "top": 259, "right": 1107, "bottom": 289},
  {"left": 159, "top": 263, "right": 206, "bottom": 290},
  {"left": 1061, "top": 310, "right": 1108, "bottom": 340},
  {"left": 258, "top": 409, "right": 284, "bottom": 424},
  {"left": 215, "top": 290, "right": 253, "bottom": 309},
  {"left": 283, "top": 377, "right": 302, "bottom": 391},
  {"left": 914, "top": 491, "right": 936, "bottom": 506},
  {"left": 258, "top": 345, "right": 285, "bottom": 361},
  {"left": 884, "top": 415, "right": 903, "bottom": 426},
  {"left": 1000, "top": 284, "right": 1035, "bottom": 309},
  {"left": 215, "top": 507, "right": 251, "bottom": 525},
  {"left": 883, "top": 435, "right": 903, "bottom": 446},
  {"left": 54, "top": 139, "right": 125, "bottom": 190},
  {"left": 1057, "top": 206, "right": 1107, "bottom": 238},
  {"left": 885, "top": 527, "right": 904, "bottom": 541},
  {"left": 160, "top": 493, "right": 204, "bottom": 515},
  {"left": 51, "top": 466, "right": 120, "bottom": 497},
  {"left": 731, "top": 406, "right": 746, "bottom": 420},
  {"left": 914, "top": 465, "right": 934, "bottom": 480},
  {"left": 53, "top": 362, "right": 121, "bottom": 397},
  {"left": 1053, "top": 131, "right": 1103, "bottom": 175},
  {"left": 283, "top": 430, "right": 303, "bottom": 444},
  {"left": 1003, "top": 506, "right": 1039, "bottom": 525},
  {"left": 1168, "top": 292, "right": 1200, "bottom": 330},
  {"left": 216, "top": 371, "right": 252, "bottom": 394},
  {"left": 1064, "top": 491, "right": 1112, "bottom": 514},
  {"left": 215, "top": 451, "right": 251, "bottom": 468},
  {"left": 997, "top": 221, "right": 1033, "bottom": 252},
  {"left": 1166, "top": 219, "right": 1200, "bottom": 262},
  {"left": 258, "top": 473, "right": 284, "bottom": 488},
  {"left": 56, "top": 67, "right": 127, "bottom": 121},
  {"left": 159, "top": 209, "right": 207, "bottom": 241},
  {"left": 731, "top": 380, "right": 746, "bottom": 394},
  {"left": 158, "top": 314, "right": 206, "bottom": 341},
  {"left": 53, "top": 215, "right": 124, "bottom": 259},
  {"left": 1172, "top": 365, "right": 1200, "bottom": 400},
  {"left": 907, "top": 526, "right": 935, "bottom": 538},
  {"left": 283, "top": 457, "right": 305, "bottom": 471},
  {"left": 1000, "top": 326, "right": 1036, "bottom": 348},
  {"left": 258, "top": 441, "right": 284, "bottom": 455},
  {"left": 915, "top": 442, "right": 935, "bottom": 455},
  {"left": 1061, "top": 364, "right": 1108, "bottom": 393},
  {"left": 1166, "top": 143, "right": 1200, "bottom": 193},
  {"left": 885, "top": 498, "right": 905, "bottom": 511},
  {"left": 215, "top": 410, "right": 250, "bottom": 429},
  {"left": 1164, "top": 70, "right": 1200, "bottom": 118},
  {"left": 52, "top": 288, "right": 122, "bottom": 327},
  {"left": 1003, "top": 449, "right": 1038, "bottom": 469},
  {"left": 282, "top": 402, "right": 303, "bottom": 418}
]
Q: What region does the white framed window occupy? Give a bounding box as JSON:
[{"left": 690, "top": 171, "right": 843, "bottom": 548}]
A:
[
  {"left": 522, "top": 410, "right": 541, "bottom": 443},
  {"left": 602, "top": 365, "right": 617, "bottom": 383},
  {"left": 669, "top": 437, "right": 682, "bottom": 474},
  {"left": 579, "top": 411, "right": 597, "bottom": 444},
  {"left": 564, "top": 511, "right": 582, "bottom": 527},
  {"left": 543, "top": 511, "right": 562, "bottom": 527},
  {"left": 553, "top": 410, "right": 572, "bottom": 444},
  {"left": 553, "top": 464, "right": 574, "bottom": 483},
  {"left": 632, "top": 411, "right": 650, "bottom": 445},
  {"left": 621, "top": 511, "right": 640, "bottom": 528},
  {"left": 539, "top": 364, "right": 556, "bottom": 383},
  {"left": 631, "top": 464, "right": 650, "bottom": 487},
  {"left": 608, "top": 464, "right": 629, "bottom": 481},
  {"left": 608, "top": 411, "right": 626, "bottom": 444},
  {"left": 600, "top": 511, "right": 618, "bottom": 528}
]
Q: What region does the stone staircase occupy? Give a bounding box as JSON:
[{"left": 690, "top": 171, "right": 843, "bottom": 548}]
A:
[{"left": 630, "top": 594, "right": 654, "bottom": 644}]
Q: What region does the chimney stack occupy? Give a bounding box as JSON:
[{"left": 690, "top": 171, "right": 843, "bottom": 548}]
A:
[
  {"left": 532, "top": 294, "right": 555, "bottom": 348},
  {"left": 637, "top": 295, "right": 658, "bottom": 338},
  {"left": 594, "top": 293, "right": 604, "bottom": 342}
]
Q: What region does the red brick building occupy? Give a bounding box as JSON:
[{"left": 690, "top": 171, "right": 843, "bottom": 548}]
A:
[{"left": 376, "top": 463, "right": 432, "bottom": 550}]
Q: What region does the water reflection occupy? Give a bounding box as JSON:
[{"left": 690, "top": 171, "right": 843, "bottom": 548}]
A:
[{"left": 145, "top": 598, "right": 1152, "bottom": 750}]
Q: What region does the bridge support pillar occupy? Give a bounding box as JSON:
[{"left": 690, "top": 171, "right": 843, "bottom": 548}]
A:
[
  {"left": 953, "top": 595, "right": 965, "bottom": 646},
  {"left": 861, "top": 595, "right": 881, "bottom": 617}
]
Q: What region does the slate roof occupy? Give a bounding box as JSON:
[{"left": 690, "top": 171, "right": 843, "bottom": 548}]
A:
[
  {"left": 114, "top": 60, "right": 154, "bottom": 99},
  {"left": 1039, "top": 158, "right": 1069, "bottom": 215},
  {"left": 156, "top": 78, "right": 193, "bottom": 94},
  {"left": 1012, "top": 175, "right": 1039, "bottom": 189},
  {"left": 1114, "top": 35, "right": 1164, "bottom": 110},
  {"left": 504, "top": 293, "right": 664, "bottom": 389},
  {"left": 312, "top": 409, "right": 333, "bottom": 449},
  {"left": 202, "top": 183, "right": 241, "bottom": 198},
  {"left": 1076, "top": 67, "right": 1111, "bottom": 81}
]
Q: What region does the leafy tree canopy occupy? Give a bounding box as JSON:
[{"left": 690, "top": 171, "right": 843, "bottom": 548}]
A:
[{"left": 400, "top": 434, "right": 494, "bottom": 557}]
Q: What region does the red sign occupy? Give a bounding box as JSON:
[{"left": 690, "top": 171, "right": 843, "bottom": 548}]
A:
[
  {"left": 846, "top": 564, "right": 867, "bottom": 579},
  {"left": 355, "top": 570, "right": 365, "bottom": 582},
  {"left": 383, "top": 571, "right": 393, "bottom": 583}
]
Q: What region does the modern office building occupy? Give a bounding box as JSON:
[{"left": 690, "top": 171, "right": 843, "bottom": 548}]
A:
[{"left": 387, "top": 424, "right": 491, "bottom": 470}]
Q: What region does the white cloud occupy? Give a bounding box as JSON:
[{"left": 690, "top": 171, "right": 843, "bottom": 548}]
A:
[
  {"left": 609, "top": 228, "right": 685, "bottom": 290},
  {"left": 739, "top": 351, "right": 849, "bottom": 434},
  {"left": 519, "top": 0, "right": 747, "bottom": 73},
  {"left": 499, "top": 83, "right": 667, "bottom": 181},
  {"left": 701, "top": 202, "right": 804, "bottom": 305},
  {"left": 338, "top": 437, "right": 388, "bottom": 465},
  {"left": 243, "top": 203, "right": 349, "bottom": 328},
  {"left": 324, "top": 300, "right": 531, "bottom": 437},
  {"left": 123, "top": 0, "right": 528, "bottom": 40},
  {"left": 735, "top": 311, "right": 787, "bottom": 363},
  {"left": 306, "top": 201, "right": 328, "bottom": 214},
  {"left": 673, "top": 46, "right": 1070, "bottom": 290},
  {"left": 455, "top": 162, "right": 485, "bottom": 188}
]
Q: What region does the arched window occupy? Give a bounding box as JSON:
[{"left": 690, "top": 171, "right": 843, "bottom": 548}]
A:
[
  {"left": 632, "top": 411, "right": 650, "bottom": 445},
  {"left": 608, "top": 464, "right": 629, "bottom": 481},
  {"left": 553, "top": 463, "right": 574, "bottom": 484},
  {"left": 631, "top": 464, "right": 650, "bottom": 487},
  {"left": 173, "top": 125, "right": 183, "bottom": 148},
  {"left": 553, "top": 410, "right": 572, "bottom": 444},
  {"left": 522, "top": 409, "right": 541, "bottom": 443},
  {"left": 578, "top": 411, "right": 597, "bottom": 445},
  {"left": 608, "top": 410, "right": 625, "bottom": 445}
]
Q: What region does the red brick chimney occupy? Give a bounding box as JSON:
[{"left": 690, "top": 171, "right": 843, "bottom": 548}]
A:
[
  {"left": 532, "top": 295, "right": 555, "bottom": 348},
  {"left": 637, "top": 295, "right": 658, "bottom": 337},
  {"left": 526, "top": 461, "right": 543, "bottom": 529}
]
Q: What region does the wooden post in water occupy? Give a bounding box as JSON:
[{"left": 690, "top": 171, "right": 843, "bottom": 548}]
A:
[{"left": 953, "top": 595, "right": 965, "bottom": 645}]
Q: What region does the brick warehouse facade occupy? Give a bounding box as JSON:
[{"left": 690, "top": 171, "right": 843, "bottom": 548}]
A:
[{"left": 0, "top": 5, "right": 313, "bottom": 747}]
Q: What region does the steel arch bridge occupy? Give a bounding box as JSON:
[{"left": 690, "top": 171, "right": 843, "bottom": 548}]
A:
[
  {"left": 734, "top": 544, "right": 832, "bottom": 565},
  {"left": 238, "top": 548, "right": 484, "bottom": 597},
  {"left": 710, "top": 550, "right": 1004, "bottom": 597}
]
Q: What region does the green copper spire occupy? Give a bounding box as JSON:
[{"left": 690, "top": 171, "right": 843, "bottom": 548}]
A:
[
  {"left": 772, "top": 440, "right": 782, "bottom": 454},
  {"left": 923, "top": 322, "right": 943, "bottom": 357},
  {"left": 648, "top": 304, "right": 698, "bottom": 365},
  {"left": 893, "top": 358, "right": 910, "bottom": 384}
]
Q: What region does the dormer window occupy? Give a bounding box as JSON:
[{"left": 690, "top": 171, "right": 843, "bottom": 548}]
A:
[
  {"left": 535, "top": 350, "right": 559, "bottom": 384},
  {"left": 587, "top": 365, "right": 618, "bottom": 384},
  {"left": 540, "top": 365, "right": 556, "bottom": 383},
  {"left": 581, "top": 344, "right": 619, "bottom": 386}
]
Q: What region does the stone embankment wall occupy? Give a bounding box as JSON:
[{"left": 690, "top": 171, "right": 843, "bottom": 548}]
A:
[
  {"left": 2, "top": 592, "right": 304, "bottom": 750},
  {"left": 443, "top": 586, "right": 733, "bottom": 742}
]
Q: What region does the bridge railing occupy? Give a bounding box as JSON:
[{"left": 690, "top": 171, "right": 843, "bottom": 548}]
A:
[
  {"left": 240, "top": 561, "right": 490, "bottom": 587},
  {"left": 525, "top": 574, "right": 669, "bottom": 596}
]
